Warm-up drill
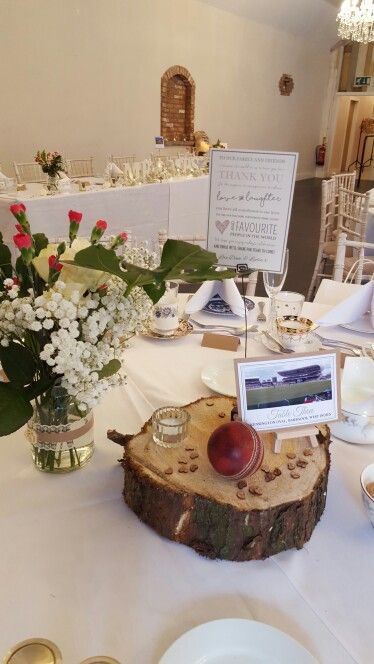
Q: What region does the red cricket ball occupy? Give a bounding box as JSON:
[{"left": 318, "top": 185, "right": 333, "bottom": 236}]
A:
[{"left": 207, "top": 421, "right": 264, "bottom": 480}]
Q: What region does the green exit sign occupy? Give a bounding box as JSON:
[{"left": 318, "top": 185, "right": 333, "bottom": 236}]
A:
[{"left": 355, "top": 76, "right": 371, "bottom": 86}]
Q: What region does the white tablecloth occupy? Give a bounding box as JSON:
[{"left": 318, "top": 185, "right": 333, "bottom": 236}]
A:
[
  {"left": 0, "top": 176, "right": 209, "bottom": 249},
  {"left": 0, "top": 298, "right": 373, "bottom": 663}
]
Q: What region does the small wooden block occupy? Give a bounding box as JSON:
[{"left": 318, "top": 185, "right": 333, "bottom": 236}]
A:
[{"left": 201, "top": 333, "right": 240, "bottom": 352}]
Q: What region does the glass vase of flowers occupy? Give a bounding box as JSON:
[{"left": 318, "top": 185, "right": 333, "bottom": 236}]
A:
[
  {"left": 0, "top": 204, "right": 234, "bottom": 473},
  {"left": 35, "top": 150, "right": 65, "bottom": 194}
]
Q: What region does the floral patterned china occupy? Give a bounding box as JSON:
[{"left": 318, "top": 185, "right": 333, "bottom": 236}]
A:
[{"left": 203, "top": 294, "right": 255, "bottom": 316}]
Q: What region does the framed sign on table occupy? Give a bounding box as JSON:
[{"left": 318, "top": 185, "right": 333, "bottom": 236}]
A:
[{"left": 207, "top": 148, "right": 298, "bottom": 273}]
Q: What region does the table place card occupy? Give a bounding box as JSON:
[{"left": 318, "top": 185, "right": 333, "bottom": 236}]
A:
[
  {"left": 207, "top": 148, "right": 298, "bottom": 273},
  {"left": 201, "top": 333, "right": 240, "bottom": 351},
  {"left": 235, "top": 350, "right": 340, "bottom": 432},
  {"left": 155, "top": 135, "right": 165, "bottom": 148}
]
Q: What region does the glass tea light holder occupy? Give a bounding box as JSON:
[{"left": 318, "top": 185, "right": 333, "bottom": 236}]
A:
[{"left": 152, "top": 406, "right": 191, "bottom": 448}]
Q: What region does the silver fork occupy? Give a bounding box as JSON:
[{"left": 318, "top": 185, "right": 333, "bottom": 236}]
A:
[
  {"left": 314, "top": 333, "right": 362, "bottom": 356},
  {"left": 190, "top": 320, "right": 258, "bottom": 335}
]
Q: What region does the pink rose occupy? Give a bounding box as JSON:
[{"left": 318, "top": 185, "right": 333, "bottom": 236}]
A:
[
  {"left": 13, "top": 233, "right": 32, "bottom": 250},
  {"left": 95, "top": 220, "right": 107, "bottom": 231},
  {"left": 119, "top": 231, "right": 128, "bottom": 241}
]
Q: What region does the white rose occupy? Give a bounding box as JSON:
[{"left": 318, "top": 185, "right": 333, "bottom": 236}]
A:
[{"left": 33, "top": 238, "right": 105, "bottom": 295}]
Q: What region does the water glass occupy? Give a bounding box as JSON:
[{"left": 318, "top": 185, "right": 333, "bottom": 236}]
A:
[
  {"left": 274, "top": 291, "right": 304, "bottom": 319},
  {"left": 152, "top": 406, "right": 191, "bottom": 448},
  {"left": 263, "top": 249, "right": 289, "bottom": 329}
]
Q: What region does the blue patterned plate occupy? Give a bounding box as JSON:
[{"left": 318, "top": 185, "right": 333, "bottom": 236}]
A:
[{"left": 203, "top": 294, "right": 254, "bottom": 316}]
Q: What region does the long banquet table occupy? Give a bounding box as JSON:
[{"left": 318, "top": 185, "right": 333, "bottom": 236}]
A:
[
  {"left": 0, "top": 176, "right": 209, "bottom": 248},
  {"left": 0, "top": 297, "right": 373, "bottom": 663}
]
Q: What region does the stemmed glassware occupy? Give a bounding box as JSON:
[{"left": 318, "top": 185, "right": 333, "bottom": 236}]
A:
[{"left": 263, "top": 249, "right": 289, "bottom": 331}]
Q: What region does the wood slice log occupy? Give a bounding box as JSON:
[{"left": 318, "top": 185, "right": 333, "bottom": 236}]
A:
[{"left": 108, "top": 396, "right": 331, "bottom": 561}]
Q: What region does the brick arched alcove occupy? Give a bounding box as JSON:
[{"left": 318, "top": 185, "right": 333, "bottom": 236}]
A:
[{"left": 161, "top": 66, "right": 195, "bottom": 144}]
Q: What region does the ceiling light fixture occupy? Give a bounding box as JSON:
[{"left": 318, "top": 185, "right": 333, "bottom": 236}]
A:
[{"left": 337, "top": 0, "right": 374, "bottom": 43}]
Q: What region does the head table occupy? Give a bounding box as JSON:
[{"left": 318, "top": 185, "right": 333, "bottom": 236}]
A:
[
  {"left": 0, "top": 176, "right": 209, "bottom": 249},
  {"left": 0, "top": 297, "right": 372, "bottom": 664}
]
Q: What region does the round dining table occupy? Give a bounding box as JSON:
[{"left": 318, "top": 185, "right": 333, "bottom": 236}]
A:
[{"left": 0, "top": 297, "right": 372, "bottom": 664}]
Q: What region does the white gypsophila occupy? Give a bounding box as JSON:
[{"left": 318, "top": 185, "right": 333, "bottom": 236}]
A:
[
  {"left": 0, "top": 268, "right": 153, "bottom": 411},
  {"left": 122, "top": 245, "right": 159, "bottom": 270}
]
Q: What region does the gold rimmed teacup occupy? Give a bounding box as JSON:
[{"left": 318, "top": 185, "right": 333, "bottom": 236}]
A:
[{"left": 276, "top": 316, "right": 317, "bottom": 350}]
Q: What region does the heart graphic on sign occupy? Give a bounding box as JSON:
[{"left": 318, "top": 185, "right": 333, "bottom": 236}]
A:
[{"left": 216, "top": 219, "right": 230, "bottom": 234}]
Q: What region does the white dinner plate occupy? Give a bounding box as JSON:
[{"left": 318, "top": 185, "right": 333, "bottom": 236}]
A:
[
  {"left": 261, "top": 332, "right": 321, "bottom": 354},
  {"left": 201, "top": 358, "right": 236, "bottom": 397},
  {"left": 340, "top": 313, "right": 374, "bottom": 335},
  {"left": 159, "top": 618, "right": 317, "bottom": 664}
]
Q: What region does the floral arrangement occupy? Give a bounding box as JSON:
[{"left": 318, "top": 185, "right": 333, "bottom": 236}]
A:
[
  {"left": 0, "top": 204, "right": 234, "bottom": 445},
  {"left": 35, "top": 150, "right": 64, "bottom": 177}
]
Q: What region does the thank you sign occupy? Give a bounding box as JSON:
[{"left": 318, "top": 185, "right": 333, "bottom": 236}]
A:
[{"left": 207, "top": 149, "right": 298, "bottom": 272}]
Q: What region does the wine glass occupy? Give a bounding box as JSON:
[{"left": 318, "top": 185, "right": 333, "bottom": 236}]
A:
[{"left": 263, "top": 249, "right": 289, "bottom": 330}]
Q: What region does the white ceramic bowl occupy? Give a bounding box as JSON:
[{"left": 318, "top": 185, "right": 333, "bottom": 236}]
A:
[
  {"left": 360, "top": 463, "right": 374, "bottom": 527},
  {"left": 331, "top": 357, "right": 374, "bottom": 444},
  {"left": 331, "top": 409, "right": 374, "bottom": 445}
]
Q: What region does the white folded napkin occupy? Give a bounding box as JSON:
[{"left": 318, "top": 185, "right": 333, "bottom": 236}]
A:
[
  {"left": 0, "top": 170, "right": 7, "bottom": 182},
  {"left": 104, "top": 162, "right": 123, "bottom": 178},
  {"left": 342, "top": 357, "right": 374, "bottom": 415},
  {"left": 58, "top": 170, "right": 70, "bottom": 181},
  {"left": 313, "top": 278, "right": 361, "bottom": 306},
  {"left": 184, "top": 279, "right": 246, "bottom": 317},
  {"left": 317, "top": 280, "right": 374, "bottom": 327}
]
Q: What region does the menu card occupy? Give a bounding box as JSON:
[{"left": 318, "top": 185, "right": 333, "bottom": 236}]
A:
[{"left": 207, "top": 149, "right": 298, "bottom": 273}]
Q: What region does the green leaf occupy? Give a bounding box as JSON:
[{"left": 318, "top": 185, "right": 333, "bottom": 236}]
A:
[
  {"left": 24, "top": 376, "right": 54, "bottom": 401},
  {"left": 143, "top": 281, "right": 166, "bottom": 304},
  {"left": 0, "top": 341, "right": 37, "bottom": 387},
  {"left": 0, "top": 382, "right": 33, "bottom": 435},
  {"left": 159, "top": 240, "right": 217, "bottom": 274},
  {"left": 71, "top": 240, "right": 237, "bottom": 304},
  {"left": 69, "top": 245, "right": 130, "bottom": 280},
  {"left": 32, "top": 233, "right": 48, "bottom": 257},
  {"left": 97, "top": 358, "right": 121, "bottom": 379},
  {"left": 0, "top": 242, "right": 12, "bottom": 280}
]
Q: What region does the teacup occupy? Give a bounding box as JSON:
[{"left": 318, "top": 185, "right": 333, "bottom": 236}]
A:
[
  {"left": 276, "top": 316, "right": 317, "bottom": 350},
  {"left": 360, "top": 463, "right": 374, "bottom": 527},
  {"left": 151, "top": 301, "right": 179, "bottom": 335},
  {"left": 151, "top": 282, "right": 179, "bottom": 336}
]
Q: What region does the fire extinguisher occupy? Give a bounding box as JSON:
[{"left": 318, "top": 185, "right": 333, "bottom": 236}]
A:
[{"left": 316, "top": 137, "right": 327, "bottom": 166}]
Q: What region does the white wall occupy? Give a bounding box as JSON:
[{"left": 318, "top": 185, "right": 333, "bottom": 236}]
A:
[{"left": 0, "top": 0, "right": 336, "bottom": 179}]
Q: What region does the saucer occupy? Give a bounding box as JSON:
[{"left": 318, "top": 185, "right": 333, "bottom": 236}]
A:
[
  {"left": 143, "top": 320, "right": 193, "bottom": 340},
  {"left": 261, "top": 331, "right": 321, "bottom": 354}
]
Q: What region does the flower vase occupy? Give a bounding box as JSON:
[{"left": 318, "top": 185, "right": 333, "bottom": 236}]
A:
[
  {"left": 26, "top": 386, "right": 94, "bottom": 473},
  {"left": 47, "top": 174, "right": 59, "bottom": 195}
]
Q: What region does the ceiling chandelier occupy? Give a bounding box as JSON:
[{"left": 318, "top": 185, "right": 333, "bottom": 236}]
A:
[{"left": 337, "top": 0, "right": 374, "bottom": 43}]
